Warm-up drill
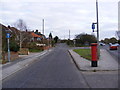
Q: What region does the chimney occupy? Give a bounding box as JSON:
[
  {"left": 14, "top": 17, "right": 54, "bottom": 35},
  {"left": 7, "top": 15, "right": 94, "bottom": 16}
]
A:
[
  {"left": 8, "top": 25, "right": 10, "bottom": 28},
  {"left": 36, "top": 30, "right": 38, "bottom": 33}
]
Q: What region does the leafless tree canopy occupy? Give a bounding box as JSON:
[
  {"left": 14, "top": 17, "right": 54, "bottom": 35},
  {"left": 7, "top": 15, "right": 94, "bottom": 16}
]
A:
[
  {"left": 14, "top": 19, "right": 27, "bottom": 31},
  {"left": 13, "top": 19, "right": 32, "bottom": 49}
]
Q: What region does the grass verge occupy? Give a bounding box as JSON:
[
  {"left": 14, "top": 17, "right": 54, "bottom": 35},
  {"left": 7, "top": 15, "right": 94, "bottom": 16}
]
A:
[
  {"left": 73, "top": 49, "right": 91, "bottom": 61},
  {"left": 29, "top": 49, "right": 42, "bottom": 52}
]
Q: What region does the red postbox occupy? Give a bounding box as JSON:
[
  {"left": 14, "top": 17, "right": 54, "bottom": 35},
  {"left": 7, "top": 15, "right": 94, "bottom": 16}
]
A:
[{"left": 91, "top": 43, "right": 98, "bottom": 67}]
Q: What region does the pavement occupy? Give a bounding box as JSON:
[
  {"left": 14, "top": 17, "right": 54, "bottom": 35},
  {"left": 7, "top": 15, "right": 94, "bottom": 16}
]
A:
[
  {"left": 68, "top": 49, "right": 119, "bottom": 71},
  {"left": 1, "top": 49, "right": 53, "bottom": 81}
]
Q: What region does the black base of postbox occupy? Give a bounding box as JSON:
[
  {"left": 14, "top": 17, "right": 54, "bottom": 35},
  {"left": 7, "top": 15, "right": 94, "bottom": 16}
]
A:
[{"left": 91, "top": 61, "right": 97, "bottom": 67}]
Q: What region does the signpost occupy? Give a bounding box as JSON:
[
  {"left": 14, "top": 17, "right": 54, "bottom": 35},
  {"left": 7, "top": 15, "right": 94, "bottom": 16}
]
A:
[
  {"left": 92, "top": 23, "right": 95, "bottom": 30},
  {"left": 6, "top": 33, "right": 10, "bottom": 62},
  {"left": 92, "top": 23, "right": 97, "bottom": 32}
]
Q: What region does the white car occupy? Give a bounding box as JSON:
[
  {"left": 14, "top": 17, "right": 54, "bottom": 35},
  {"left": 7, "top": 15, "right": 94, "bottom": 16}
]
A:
[
  {"left": 99, "top": 43, "right": 105, "bottom": 46},
  {"left": 109, "top": 43, "right": 112, "bottom": 46}
]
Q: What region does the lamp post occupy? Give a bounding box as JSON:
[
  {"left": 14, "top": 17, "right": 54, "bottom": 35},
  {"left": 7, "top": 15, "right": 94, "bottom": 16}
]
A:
[
  {"left": 42, "top": 19, "right": 45, "bottom": 45},
  {"left": 92, "top": 0, "right": 99, "bottom": 44},
  {"left": 69, "top": 30, "right": 70, "bottom": 40},
  {"left": 91, "top": 0, "right": 100, "bottom": 66},
  {"left": 96, "top": 0, "right": 99, "bottom": 44}
]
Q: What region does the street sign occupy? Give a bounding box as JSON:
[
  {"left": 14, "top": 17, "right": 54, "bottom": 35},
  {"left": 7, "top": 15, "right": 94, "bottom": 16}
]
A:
[
  {"left": 6, "top": 33, "right": 10, "bottom": 38},
  {"left": 92, "top": 23, "right": 95, "bottom": 30}
]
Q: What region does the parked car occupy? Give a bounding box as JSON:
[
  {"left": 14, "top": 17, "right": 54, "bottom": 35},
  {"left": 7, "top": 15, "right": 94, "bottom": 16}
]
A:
[
  {"left": 109, "top": 43, "right": 112, "bottom": 46},
  {"left": 109, "top": 43, "right": 119, "bottom": 50},
  {"left": 99, "top": 43, "right": 105, "bottom": 46}
]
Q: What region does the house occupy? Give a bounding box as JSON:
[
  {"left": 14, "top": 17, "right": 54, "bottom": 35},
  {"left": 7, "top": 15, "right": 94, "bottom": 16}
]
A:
[
  {"left": 1, "top": 23, "right": 47, "bottom": 43},
  {"left": 34, "top": 30, "right": 46, "bottom": 39},
  {"left": 30, "top": 32, "right": 43, "bottom": 42}
]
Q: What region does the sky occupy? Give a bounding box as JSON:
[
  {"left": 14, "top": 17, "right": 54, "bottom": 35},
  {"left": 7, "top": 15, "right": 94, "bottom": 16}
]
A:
[{"left": 0, "top": 0, "right": 119, "bottom": 40}]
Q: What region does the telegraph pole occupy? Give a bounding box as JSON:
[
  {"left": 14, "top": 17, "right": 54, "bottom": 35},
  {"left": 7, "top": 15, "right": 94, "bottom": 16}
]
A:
[
  {"left": 69, "top": 30, "right": 70, "bottom": 40},
  {"left": 42, "top": 19, "right": 45, "bottom": 44},
  {"left": 42, "top": 19, "right": 44, "bottom": 35},
  {"left": 96, "top": 0, "right": 100, "bottom": 58},
  {"left": 96, "top": 0, "right": 99, "bottom": 44},
  {"left": 92, "top": 0, "right": 100, "bottom": 63}
]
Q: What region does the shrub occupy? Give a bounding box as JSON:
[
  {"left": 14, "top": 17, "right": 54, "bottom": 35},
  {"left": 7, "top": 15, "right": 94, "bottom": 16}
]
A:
[
  {"left": 66, "top": 40, "right": 73, "bottom": 46},
  {"left": 10, "top": 42, "right": 20, "bottom": 52},
  {"left": 4, "top": 41, "right": 19, "bottom": 52}
]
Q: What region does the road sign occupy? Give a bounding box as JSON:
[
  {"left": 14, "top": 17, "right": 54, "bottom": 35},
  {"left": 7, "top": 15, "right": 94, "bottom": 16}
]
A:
[
  {"left": 92, "top": 23, "right": 95, "bottom": 30},
  {"left": 6, "top": 33, "right": 10, "bottom": 38}
]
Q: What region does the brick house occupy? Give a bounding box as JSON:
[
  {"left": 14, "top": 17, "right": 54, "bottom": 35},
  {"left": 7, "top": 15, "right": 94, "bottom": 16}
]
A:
[{"left": 30, "top": 32, "right": 43, "bottom": 42}]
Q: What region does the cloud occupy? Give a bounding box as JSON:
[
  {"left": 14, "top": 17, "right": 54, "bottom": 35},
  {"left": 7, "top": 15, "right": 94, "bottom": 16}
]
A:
[
  {"left": 1, "top": 0, "right": 119, "bottom": 3},
  {"left": 0, "top": 0, "right": 119, "bottom": 40}
]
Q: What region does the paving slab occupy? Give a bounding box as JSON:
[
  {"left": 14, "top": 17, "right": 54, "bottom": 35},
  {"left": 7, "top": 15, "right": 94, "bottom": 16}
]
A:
[{"left": 69, "top": 49, "right": 119, "bottom": 71}]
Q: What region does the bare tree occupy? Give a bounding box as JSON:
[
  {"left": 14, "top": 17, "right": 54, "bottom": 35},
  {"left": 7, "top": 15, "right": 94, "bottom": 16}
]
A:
[{"left": 14, "top": 19, "right": 31, "bottom": 49}]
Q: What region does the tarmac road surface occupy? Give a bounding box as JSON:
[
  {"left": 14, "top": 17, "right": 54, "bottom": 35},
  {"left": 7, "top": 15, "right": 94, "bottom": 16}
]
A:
[{"left": 2, "top": 43, "right": 89, "bottom": 88}]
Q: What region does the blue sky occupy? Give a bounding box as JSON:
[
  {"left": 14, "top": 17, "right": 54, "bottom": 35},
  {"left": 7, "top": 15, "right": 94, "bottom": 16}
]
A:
[{"left": 0, "top": 0, "right": 119, "bottom": 40}]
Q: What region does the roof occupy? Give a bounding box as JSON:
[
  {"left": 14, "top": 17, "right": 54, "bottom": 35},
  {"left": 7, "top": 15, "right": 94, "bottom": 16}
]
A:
[
  {"left": 31, "top": 32, "right": 42, "bottom": 38},
  {"left": 0, "top": 23, "right": 45, "bottom": 38}
]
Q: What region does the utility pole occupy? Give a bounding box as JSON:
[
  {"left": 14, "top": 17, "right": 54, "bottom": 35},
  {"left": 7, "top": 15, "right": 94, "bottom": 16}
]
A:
[
  {"left": 69, "top": 30, "right": 70, "bottom": 40},
  {"left": 96, "top": 0, "right": 99, "bottom": 44},
  {"left": 42, "top": 19, "right": 44, "bottom": 44},
  {"left": 91, "top": 0, "right": 100, "bottom": 66},
  {"left": 96, "top": 0, "right": 100, "bottom": 58},
  {"left": 42, "top": 19, "right": 44, "bottom": 35}
]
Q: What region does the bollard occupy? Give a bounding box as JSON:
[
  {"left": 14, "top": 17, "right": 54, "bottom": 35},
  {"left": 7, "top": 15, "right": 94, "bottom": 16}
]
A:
[{"left": 91, "top": 43, "right": 98, "bottom": 67}]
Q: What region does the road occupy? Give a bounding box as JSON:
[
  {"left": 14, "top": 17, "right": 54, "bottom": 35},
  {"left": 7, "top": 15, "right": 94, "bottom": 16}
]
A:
[
  {"left": 2, "top": 43, "right": 89, "bottom": 88},
  {"left": 100, "top": 44, "right": 120, "bottom": 64}
]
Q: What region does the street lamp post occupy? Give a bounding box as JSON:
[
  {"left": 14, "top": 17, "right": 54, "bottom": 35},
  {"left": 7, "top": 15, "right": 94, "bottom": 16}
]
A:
[
  {"left": 96, "top": 0, "right": 99, "bottom": 44},
  {"left": 42, "top": 19, "right": 45, "bottom": 45},
  {"left": 96, "top": 0, "right": 100, "bottom": 59},
  {"left": 91, "top": 0, "right": 100, "bottom": 66},
  {"left": 92, "top": 0, "right": 99, "bottom": 44}
]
